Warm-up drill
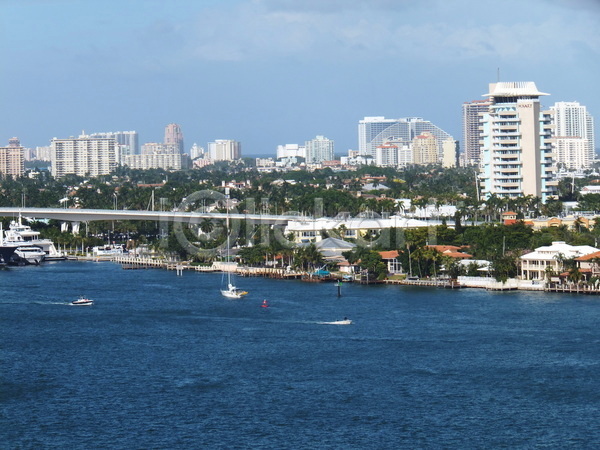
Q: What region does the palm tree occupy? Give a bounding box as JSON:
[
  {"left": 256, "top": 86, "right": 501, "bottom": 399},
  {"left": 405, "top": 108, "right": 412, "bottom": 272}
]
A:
[
  {"left": 199, "top": 218, "right": 214, "bottom": 234},
  {"left": 568, "top": 267, "right": 583, "bottom": 286},
  {"left": 544, "top": 265, "right": 555, "bottom": 286},
  {"left": 337, "top": 224, "right": 347, "bottom": 241}
]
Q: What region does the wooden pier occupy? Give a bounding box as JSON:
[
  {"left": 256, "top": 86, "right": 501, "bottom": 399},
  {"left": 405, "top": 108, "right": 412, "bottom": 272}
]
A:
[
  {"left": 386, "top": 279, "right": 465, "bottom": 289},
  {"left": 545, "top": 284, "right": 600, "bottom": 295}
]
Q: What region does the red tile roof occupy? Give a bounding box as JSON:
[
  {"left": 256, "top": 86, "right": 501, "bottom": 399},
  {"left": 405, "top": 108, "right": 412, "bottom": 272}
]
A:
[
  {"left": 379, "top": 250, "right": 399, "bottom": 259},
  {"left": 575, "top": 251, "right": 600, "bottom": 261}
]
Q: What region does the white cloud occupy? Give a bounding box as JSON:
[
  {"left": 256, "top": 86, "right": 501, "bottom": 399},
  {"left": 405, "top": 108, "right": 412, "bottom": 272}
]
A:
[{"left": 148, "top": 0, "right": 600, "bottom": 66}]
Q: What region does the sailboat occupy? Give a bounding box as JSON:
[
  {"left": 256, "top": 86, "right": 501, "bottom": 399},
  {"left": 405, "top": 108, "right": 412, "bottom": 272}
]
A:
[{"left": 220, "top": 188, "right": 248, "bottom": 299}]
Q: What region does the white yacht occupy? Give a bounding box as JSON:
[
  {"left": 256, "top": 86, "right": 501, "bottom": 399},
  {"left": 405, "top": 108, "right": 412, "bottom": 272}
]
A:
[
  {"left": 1, "top": 223, "right": 45, "bottom": 265},
  {"left": 7, "top": 217, "right": 65, "bottom": 261},
  {"left": 13, "top": 246, "right": 46, "bottom": 265},
  {"left": 92, "top": 245, "right": 125, "bottom": 257}
]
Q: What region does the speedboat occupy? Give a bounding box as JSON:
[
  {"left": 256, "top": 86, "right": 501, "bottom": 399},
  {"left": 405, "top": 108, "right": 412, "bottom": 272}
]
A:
[
  {"left": 319, "top": 318, "right": 352, "bottom": 325},
  {"left": 220, "top": 283, "right": 248, "bottom": 299},
  {"left": 71, "top": 296, "right": 94, "bottom": 306}
]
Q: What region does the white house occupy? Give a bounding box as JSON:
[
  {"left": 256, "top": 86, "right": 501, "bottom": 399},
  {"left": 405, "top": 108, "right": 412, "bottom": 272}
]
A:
[{"left": 520, "top": 241, "right": 599, "bottom": 281}]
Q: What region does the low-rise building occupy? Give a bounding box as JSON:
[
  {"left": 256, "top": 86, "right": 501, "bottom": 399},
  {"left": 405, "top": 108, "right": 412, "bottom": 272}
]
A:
[
  {"left": 528, "top": 216, "right": 592, "bottom": 231},
  {"left": 520, "top": 241, "right": 599, "bottom": 281},
  {"left": 285, "top": 216, "right": 430, "bottom": 244},
  {"left": 574, "top": 251, "right": 600, "bottom": 279},
  {"left": 379, "top": 250, "right": 402, "bottom": 274},
  {"left": 426, "top": 245, "right": 472, "bottom": 259}
]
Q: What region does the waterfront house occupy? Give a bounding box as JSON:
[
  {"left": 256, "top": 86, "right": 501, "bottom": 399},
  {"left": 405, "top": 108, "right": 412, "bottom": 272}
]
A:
[
  {"left": 520, "top": 241, "right": 599, "bottom": 281},
  {"left": 574, "top": 251, "right": 600, "bottom": 279},
  {"left": 378, "top": 250, "right": 402, "bottom": 274},
  {"left": 426, "top": 245, "right": 472, "bottom": 260},
  {"left": 314, "top": 237, "right": 356, "bottom": 261}
]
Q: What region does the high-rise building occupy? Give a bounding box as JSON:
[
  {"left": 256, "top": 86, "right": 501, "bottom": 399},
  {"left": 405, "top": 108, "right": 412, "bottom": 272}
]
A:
[
  {"left": 122, "top": 153, "right": 189, "bottom": 171},
  {"left": 462, "top": 99, "right": 491, "bottom": 165},
  {"left": 0, "top": 137, "right": 24, "bottom": 178},
  {"left": 89, "top": 131, "right": 139, "bottom": 155},
  {"left": 34, "top": 146, "right": 52, "bottom": 161},
  {"left": 305, "top": 135, "right": 334, "bottom": 164},
  {"left": 554, "top": 137, "right": 588, "bottom": 171},
  {"left": 358, "top": 116, "right": 453, "bottom": 160},
  {"left": 276, "top": 144, "right": 306, "bottom": 160},
  {"left": 141, "top": 143, "right": 180, "bottom": 155},
  {"left": 479, "top": 82, "right": 557, "bottom": 201},
  {"left": 550, "top": 101, "right": 595, "bottom": 170},
  {"left": 375, "top": 144, "right": 398, "bottom": 167},
  {"left": 442, "top": 138, "right": 458, "bottom": 168},
  {"left": 412, "top": 132, "right": 438, "bottom": 165},
  {"left": 208, "top": 140, "right": 241, "bottom": 161},
  {"left": 50, "top": 134, "right": 118, "bottom": 177},
  {"left": 164, "top": 123, "right": 184, "bottom": 154},
  {"left": 189, "top": 143, "right": 205, "bottom": 160}
]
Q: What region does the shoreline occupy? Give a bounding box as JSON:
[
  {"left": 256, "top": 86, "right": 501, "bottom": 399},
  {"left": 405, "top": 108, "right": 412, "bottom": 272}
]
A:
[{"left": 57, "top": 254, "right": 600, "bottom": 296}]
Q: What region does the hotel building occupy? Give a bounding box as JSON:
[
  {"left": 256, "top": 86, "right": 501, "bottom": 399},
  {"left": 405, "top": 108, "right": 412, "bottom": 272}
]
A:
[
  {"left": 358, "top": 116, "right": 453, "bottom": 161},
  {"left": 478, "top": 82, "right": 557, "bottom": 201}
]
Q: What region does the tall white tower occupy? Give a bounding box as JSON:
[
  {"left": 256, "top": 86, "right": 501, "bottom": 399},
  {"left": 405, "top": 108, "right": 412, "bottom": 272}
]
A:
[
  {"left": 550, "top": 101, "right": 595, "bottom": 170},
  {"left": 305, "top": 135, "right": 334, "bottom": 164},
  {"left": 479, "top": 82, "right": 557, "bottom": 201},
  {"left": 462, "top": 99, "right": 491, "bottom": 165}
]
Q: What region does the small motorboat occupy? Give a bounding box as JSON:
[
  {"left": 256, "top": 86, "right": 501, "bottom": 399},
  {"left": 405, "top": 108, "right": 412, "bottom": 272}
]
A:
[
  {"left": 261, "top": 299, "right": 269, "bottom": 308},
  {"left": 319, "top": 318, "right": 352, "bottom": 325},
  {"left": 71, "top": 296, "right": 94, "bottom": 306}
]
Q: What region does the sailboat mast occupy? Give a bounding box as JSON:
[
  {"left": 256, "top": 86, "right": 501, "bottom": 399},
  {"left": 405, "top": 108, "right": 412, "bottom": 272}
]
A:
[{"left": 225, "top": 187, "right": 230, "bottom": 254}]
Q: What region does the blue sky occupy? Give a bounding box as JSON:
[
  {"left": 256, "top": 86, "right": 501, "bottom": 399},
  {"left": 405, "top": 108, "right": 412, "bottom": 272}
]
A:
[{"left": 1, "top": 0, "right": 599, "bottom": 155}]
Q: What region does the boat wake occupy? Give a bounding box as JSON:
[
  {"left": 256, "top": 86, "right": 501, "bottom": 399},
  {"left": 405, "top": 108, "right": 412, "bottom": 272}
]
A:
[{"left": 317, "top": 319, "right": 353, "bottom": 325}]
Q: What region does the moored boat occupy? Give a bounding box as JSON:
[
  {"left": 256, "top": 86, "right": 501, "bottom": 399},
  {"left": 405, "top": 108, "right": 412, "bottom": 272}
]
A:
[
  {"left": 221, "top": 283, "right": 248, "bottom": 299},
  {"left": 220, "top": 188, "right": 248, "bottom": 299},
  {"left": 13, "top": 246, "right": 46, "bottom": 265}
]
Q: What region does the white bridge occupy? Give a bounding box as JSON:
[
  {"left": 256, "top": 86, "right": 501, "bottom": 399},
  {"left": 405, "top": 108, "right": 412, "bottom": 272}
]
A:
[{"left": 0, "top": 207, "right": 300, "bottom": 224}]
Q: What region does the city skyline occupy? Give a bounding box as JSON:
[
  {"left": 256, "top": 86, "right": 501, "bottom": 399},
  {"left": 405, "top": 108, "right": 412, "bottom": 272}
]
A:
[{"left": 1, "top": 0, "right": 599, "bottom": 155}]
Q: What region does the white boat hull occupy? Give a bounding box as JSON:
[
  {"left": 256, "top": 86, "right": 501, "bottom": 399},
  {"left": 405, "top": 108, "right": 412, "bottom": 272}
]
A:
[
  {"left": 13, "top": 246, "right": 46, "bottom": 265},
  {"left": 319, "top": 320, "right": 352, "bottom": 325},
  {"left": 221, "top": 288, "right": 248, "bottom": 299},
  {"left": 72, "top": 297, "right": 94, "bottom": 306}
]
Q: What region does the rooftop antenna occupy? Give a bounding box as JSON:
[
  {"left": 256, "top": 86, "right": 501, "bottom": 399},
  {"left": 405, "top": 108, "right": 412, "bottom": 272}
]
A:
[{"left": 497, "top": 67, "right": 500, "bottom": 82}]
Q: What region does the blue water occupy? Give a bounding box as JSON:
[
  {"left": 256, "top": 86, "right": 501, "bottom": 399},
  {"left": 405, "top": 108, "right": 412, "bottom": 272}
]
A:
[{"left": 1, "top": 261, "right": 600, "bottom": 449}]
